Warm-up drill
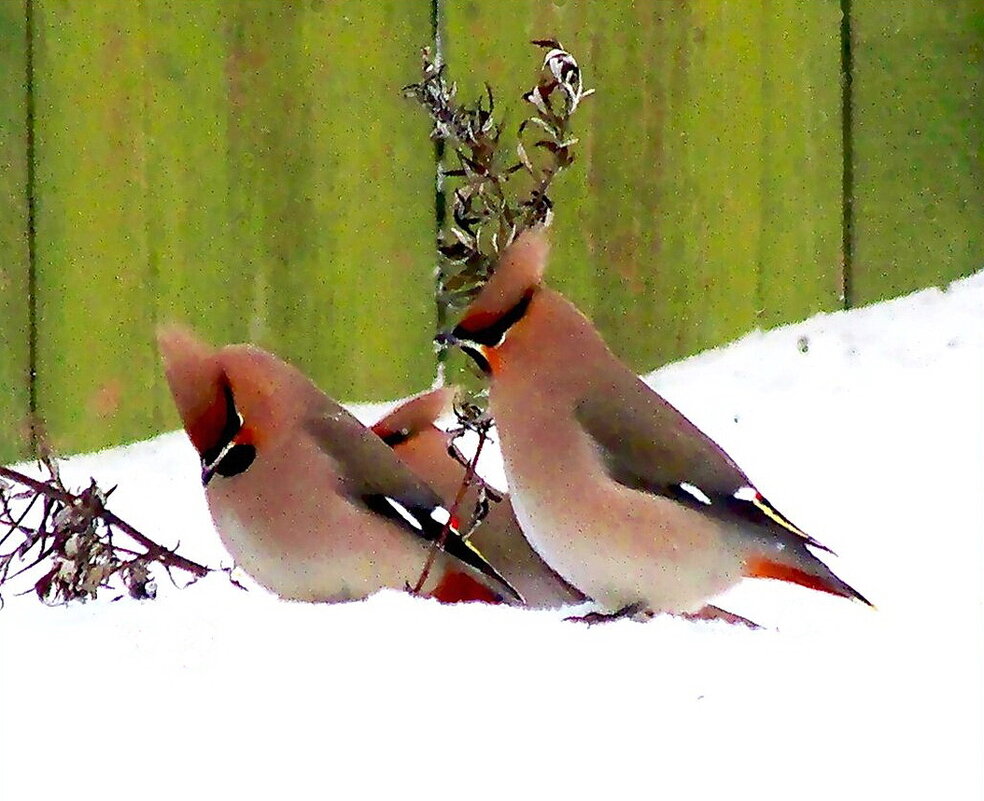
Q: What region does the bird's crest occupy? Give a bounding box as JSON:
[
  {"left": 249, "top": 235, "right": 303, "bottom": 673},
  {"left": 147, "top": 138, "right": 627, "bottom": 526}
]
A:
[
  {"left": 454, "top": 226, "right": 550, "bottom": 340},
  {"left": 371, "top": 387, "right": 456, "bottom": 446},
  {"left": 157, "top": 325, "right": 229, "bottom": 458}
]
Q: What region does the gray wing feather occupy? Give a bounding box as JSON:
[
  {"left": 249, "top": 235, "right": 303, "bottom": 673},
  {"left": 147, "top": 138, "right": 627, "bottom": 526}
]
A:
[
  {"left": 574, "top": 371, "right": 832, "bottom": 553},
  {"left": 304, "top": 402, "right": 443, "bottom": 510},
  {"left": 574, "top": 371, "right": 749, "bottom": 497},
  {"left": 304, "top": 402, "right": 523, "bottom": 601}
]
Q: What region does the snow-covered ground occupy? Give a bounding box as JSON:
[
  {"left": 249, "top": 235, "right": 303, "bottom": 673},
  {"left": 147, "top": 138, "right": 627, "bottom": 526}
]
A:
[{"left": 2, "top": 274, "right": 982, "bottom": 800}]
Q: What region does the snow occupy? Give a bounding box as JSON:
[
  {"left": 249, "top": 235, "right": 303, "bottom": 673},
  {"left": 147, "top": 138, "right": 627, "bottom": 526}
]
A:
[{"left": 2, "top": 273, "right": 983, "bottom": 800}]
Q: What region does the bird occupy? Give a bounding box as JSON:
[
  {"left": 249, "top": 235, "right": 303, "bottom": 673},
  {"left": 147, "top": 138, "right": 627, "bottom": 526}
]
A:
[
  {"left": 440, "top": 227, "right": 870, "bottom": 621},
  {"left": 157, "top": 326, "right": 521, "bottom": 606},
  {"left": 370, "top": 386, "right": 586, "bottom": 609}
]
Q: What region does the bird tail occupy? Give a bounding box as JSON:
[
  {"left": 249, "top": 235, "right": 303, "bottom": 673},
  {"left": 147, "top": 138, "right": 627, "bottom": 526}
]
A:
[
  {"left": 746, "top": 549, "right": 872, "bottom": 607},
  {"left": 430, "top": 570, "right": 506, "bottom": 605}
]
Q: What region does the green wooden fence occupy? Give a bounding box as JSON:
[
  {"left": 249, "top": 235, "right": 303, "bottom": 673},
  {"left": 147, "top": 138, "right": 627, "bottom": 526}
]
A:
[{"left": 0, "top": 0, "right": 981, "bottom": 461}]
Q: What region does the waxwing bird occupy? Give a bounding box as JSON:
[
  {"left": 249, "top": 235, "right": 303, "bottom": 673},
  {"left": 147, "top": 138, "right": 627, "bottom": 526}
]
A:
[
  {"left": 158, "top": 326, "right": 521, "bottom": 605},
  {"left": 371, "top": 387, "right": 586, "bottom": 609},
  {"left": 442, "top": 228, "right": 870, "bottom": 619}
]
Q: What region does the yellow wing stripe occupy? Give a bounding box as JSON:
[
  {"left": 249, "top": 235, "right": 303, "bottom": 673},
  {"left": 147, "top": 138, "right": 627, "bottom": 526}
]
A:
[{"left": 751, "top": 494, "right": 812, "bottom": 541}]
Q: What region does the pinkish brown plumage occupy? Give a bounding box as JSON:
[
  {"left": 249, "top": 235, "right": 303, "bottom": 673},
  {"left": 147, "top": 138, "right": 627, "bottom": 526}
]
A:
[
  {"left": 372, "top": 388, "right": 585, "bottom": 609},
  {"left": 158, "top": 326, "right": 519, "bottom": 605},
  {"left": 447, "top": 228, "right": 869, "bottom": 619}
]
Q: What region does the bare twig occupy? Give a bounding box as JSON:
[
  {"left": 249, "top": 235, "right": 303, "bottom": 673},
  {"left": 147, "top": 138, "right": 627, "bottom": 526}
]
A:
[
  {"left": 405, "top": 39, "right": 593, "bottom": 337},
  {"left": 442, "top": 396, "right": 504, "bottom": 539},
  {"left": 0, "top": 462, "right": 211, "bottom": 606},
  {"left": 410, "top": 408, "right": 495, "bottom": 596}
]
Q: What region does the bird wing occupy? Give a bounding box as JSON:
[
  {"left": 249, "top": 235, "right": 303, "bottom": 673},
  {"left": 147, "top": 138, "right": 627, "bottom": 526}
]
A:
[
  {"left": 574, "top": 370, "right": 748, "bottom": 495},
  {"left": 574, "top": 370, "right": 830, "bottom": 552},
  {"left": 303, "top": 407, "right": 523, "bottom": 601}
]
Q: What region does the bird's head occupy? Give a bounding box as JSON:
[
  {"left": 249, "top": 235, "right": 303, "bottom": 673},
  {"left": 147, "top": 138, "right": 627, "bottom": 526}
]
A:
[
  {"left": 439, "top": 227, "right": 550, "bottom": 375},
  {"left": 370, "top": 386, "right": 456, "bottom": 448},
  {"left": 158, "top": 327, "right": 313, "bottom": 486}
]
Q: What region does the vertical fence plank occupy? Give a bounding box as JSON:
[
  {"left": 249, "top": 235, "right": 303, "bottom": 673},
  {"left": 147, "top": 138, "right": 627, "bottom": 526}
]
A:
[
  {"left": 442, "top": 0, "right": 661, "bottom": 362},
  {"left": 671, "top": 1, "right": 773, "bottom": 356},
  {"left": 32, "top": 1, "right": 435, "bottom": 455},
  {"left": 579, "top": 2, "right": 695, "bottom": 368},
  {"left": 0, "top": 1, "right": 31, "bottom": 461},
  {"left": 33, "top": 0, "right": 156, "bottom": 455},
  {"left": 221, "top": 2, "right": 435, "bottom": 403},
  {"left": 850, "top": 1, "right": 984, "bottom": 304},
  {"left": 758, "top": 0, "right": 844, "bottom": 326},
  {"left": 444, "top": 0, "right": 844, "bottom": 371}
]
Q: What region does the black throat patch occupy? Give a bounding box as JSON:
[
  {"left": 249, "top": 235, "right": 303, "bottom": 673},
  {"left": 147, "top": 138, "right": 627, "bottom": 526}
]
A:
[{"left": 201, "top": 383, "right": 256, "bottom": 483}]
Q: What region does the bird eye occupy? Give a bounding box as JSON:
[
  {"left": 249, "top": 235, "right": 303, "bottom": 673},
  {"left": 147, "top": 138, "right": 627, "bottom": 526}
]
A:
[
  {"left": 379, "top": 427, "right": 412, "bottom": 447},
  {"left": 452, "top": 290, "right": 534, "bottom": 347},
  {"left": 214, "top": 444, "right": 256, "bottom": 478}
]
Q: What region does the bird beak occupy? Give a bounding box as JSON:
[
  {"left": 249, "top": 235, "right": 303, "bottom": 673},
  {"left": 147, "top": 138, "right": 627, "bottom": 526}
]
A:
[
  {"left": 435, "top": 330, "right": 492, "bottom": 376},
  {"left": 434, "top": 330, "right": 461, "bottom": 349}
]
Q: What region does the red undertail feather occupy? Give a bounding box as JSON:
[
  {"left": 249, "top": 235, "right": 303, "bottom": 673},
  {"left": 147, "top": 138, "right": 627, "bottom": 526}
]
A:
[
  {"left": 747, "top": 556, "right": 859, "bottom": 602},
  {"left": 429, "top": 571, "right": 503, "bottom": 605}
]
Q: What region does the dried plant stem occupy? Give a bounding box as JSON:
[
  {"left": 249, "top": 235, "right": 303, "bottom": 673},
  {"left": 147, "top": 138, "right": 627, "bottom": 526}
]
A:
[
  {"left": 405, "top": 40, "right": 593, "bottom": 337},
  {"left": 0, "top": 465, "right": 209, "bottom": 579},
  {"left": 410, "top": 424, "right": 491, "bottom": 596}
]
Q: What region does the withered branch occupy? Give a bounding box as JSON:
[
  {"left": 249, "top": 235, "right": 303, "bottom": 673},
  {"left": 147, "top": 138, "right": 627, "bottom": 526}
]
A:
[
  {"left": 0, "top": 458, "right": 211, "bottom": 607},
  {"left": 405, "top": 39, "right": 593, "bottom": 334},
  {"left": 409, "top": 397, "right": 497, "bottom": 596},
  {"left": 442, "top": 394, "right": 504, "bottom": 540}
]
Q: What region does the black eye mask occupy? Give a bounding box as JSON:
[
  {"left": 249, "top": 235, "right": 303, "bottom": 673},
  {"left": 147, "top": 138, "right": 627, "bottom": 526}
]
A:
[
  {"left": 451, "top": 290, "right": 533, "bottom": 347},
  {"left": 378, "top": 428, "right": 412, "bottom": 447},
  {"left": 202, "top": 383, "right": 241, "bottom": 467}
]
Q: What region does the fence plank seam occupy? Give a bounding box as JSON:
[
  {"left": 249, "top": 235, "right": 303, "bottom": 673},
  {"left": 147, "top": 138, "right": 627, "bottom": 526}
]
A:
[
  {"left": 840, "top": 0, "right": 855, "bottom": 310},
  {"left": 25, "top": 0, "right": 37, "bottom": 454}
]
